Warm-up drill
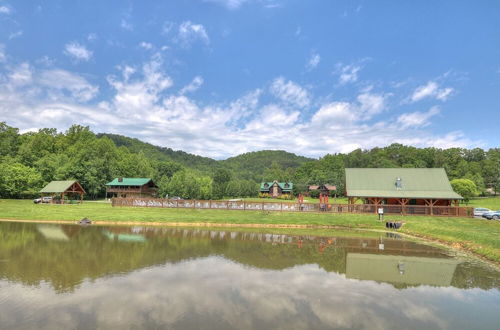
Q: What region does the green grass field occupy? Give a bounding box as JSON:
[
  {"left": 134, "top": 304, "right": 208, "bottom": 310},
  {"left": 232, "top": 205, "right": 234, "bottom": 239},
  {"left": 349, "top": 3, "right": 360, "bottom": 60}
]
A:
[
  {"left": 466, "top": 197, "right": 500, "bottom": 210},
  {"left": 1, "top": 199, "right": 499, "bottom": 263}
]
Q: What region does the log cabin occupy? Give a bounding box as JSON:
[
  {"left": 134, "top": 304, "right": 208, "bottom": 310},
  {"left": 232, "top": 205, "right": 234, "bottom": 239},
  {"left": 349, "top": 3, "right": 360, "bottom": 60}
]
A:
[
  {"left": 308, "top": 184, "right": 337, "bottom": 196},
  {"left": 105, "top": 178, "right": 158, "bottom": 198},
  {"left": 259, "top": 181, "right": 293, "bottom": 198}
]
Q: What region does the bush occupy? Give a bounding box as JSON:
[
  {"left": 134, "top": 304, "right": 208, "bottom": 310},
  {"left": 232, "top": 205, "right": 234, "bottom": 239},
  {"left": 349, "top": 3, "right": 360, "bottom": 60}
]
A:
[
  {"left": 259, "top": 192, "right": 270, "bottom": 198},
  {"left": 451, "top": 178, "right": 478, "bottom": 204}
]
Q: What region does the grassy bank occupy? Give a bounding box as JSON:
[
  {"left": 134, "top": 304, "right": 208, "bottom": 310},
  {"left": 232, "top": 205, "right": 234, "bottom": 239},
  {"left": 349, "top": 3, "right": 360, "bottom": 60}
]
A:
[
  {"left": 465, "top": 197, "right": 500, "bottom": 210},
  {"left": 0, "top": 199, "right": 499, "bottom": 262}
]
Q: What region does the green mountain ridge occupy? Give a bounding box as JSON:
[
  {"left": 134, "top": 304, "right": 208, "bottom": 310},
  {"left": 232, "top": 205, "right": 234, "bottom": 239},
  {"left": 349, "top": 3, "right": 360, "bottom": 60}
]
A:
[{"left": 98, "top": 133, "right": 313, "bottom": 180}]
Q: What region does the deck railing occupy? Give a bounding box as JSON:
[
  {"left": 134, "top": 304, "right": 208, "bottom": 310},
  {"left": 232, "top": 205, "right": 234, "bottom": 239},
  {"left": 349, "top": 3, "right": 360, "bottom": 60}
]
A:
[{"left": 111, "top": 198, "right": 473, "bottom": 217}]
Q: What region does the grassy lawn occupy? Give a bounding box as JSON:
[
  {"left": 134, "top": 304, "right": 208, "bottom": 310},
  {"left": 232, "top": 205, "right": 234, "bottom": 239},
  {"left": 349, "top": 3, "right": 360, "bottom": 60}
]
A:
[
  {"left": 0, "top": 199, "right": 499, "bottom": 263},
  {"left": 465, "top": 197, "right": 500, "bottom": 210}
]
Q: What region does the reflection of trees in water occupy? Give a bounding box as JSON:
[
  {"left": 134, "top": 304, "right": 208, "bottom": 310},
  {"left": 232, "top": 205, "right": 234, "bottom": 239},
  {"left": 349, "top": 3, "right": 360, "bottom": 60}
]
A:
[{"left": 0, "top": 222, "right": 498, "bottom": 292}]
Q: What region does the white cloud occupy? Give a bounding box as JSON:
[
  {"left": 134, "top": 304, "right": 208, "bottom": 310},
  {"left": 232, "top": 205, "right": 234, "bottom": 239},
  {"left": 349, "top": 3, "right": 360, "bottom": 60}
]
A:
[
  {"left": 107, "top": 54, "right": 173, "bottom": 117},
  {"left": 0, "top": 54, "right": 477, "bottom": 159},
  {"left": 396, "top": 106, "right": 440, "bottom": 129},
  {"left": 409, "top": 81, "right": 454, "bottom": 102},
  {"left": 139, "top": 42, "right": 153, "bottom": 50},
  {"left": 38, "top": 69, "right": 99, "bottom": 102},
  {"left": 357, "top": 92, "right": 387, "bottom": 117},
  {"left": 270, "top": 77, "right": 310, "bottom": 108},
  {"left": 8, "top": 62, "right": 33, "bottom": 86},
  {"left": 162, "top": 21, "right": 175, "bottom": 35},
  {"left": 8, "top": 30, "right": 23, "bottom": 40},
  {"left": 180, "top": 76, "right": 204, "bottom": 95},
  {"left": 436, "top": 88, "right": 453, "bottom": 101},
  {"left": 312, "top": 102, "right": 356, "bottom": 123},
  {"left": 121, "top": 19, "right": 134, "bottom": 31},
  {"left": 311, "top": 92, "right": 388, "bottom": 124},
  {"left": 177, "top": 21, "right": 210, "bottom": 47},
  {"left": 336, "top": 63, "right": 362, "bottom": 85},
  {"left": 203, "top": 0, "right": 250, "bottom": 10},
  {"left": 87, "top": 33, "right": 98, "bottom": 41},
  {"left": 306, "top": 53, "right": 321, "bottom": 71},
  {"left": 64, "top": 42, "right": 93, "bottom": 62},
  {"left": 0, "top": 44, "right": 6, "bottom": 62},
  {"left": 0, "top": 5, "right": 11, "bottom": 14}
]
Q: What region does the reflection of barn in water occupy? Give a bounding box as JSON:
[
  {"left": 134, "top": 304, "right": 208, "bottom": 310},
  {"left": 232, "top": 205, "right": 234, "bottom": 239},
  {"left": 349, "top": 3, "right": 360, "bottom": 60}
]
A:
[
  {"left": 3, "top": 223, "right": 498, "bottom": 292},
  {"left": 346, "top": 254, "right": 458, "bottom": 287},
  {"left": 129, "top": 226, "right": 462, "bottom": 287}
]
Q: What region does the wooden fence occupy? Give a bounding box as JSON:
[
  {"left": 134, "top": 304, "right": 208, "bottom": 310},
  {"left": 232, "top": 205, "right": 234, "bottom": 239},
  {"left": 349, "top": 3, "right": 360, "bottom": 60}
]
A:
[{"left": 111, "top": 198, "right": 473, "bottom": 217}]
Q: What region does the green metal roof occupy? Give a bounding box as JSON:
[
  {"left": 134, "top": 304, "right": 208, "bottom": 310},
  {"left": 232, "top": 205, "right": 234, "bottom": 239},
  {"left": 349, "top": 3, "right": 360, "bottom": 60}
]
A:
[
  {"left": 40, "top": 180, "right": 79, "bottom": 193},
  {"left": 345, "top": 168, "right": 462, "bottom": 199},
  {"left": 105, "top": 178, "right": 154, "bottom": 186},
  {"left": 260, "top": 181, "right": 293, "bottom": 192}
]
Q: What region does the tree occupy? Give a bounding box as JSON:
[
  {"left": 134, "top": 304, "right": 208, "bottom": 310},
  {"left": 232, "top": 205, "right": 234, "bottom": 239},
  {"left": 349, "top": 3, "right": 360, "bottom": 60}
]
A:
[
  {"left": 0, "top": 122, "right": 19, "bottom": 157},
  {"left": 0, "top": 161, "right": 42, "bottom": 198},
  {"left": 262, "top": 161, "right": 286, "bottom": 182},
  {"left": 212, "top": 168, "right": 232, "bottom": 199},
  {"left": 225, "top": 180, "right": 242, "bottom": 198},
  {"left": 450, "top": 179, "right": 478, "bottom": 204}
]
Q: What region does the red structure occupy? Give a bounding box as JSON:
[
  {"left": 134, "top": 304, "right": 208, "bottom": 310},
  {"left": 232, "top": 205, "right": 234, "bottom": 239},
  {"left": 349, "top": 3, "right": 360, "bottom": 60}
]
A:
[{"left": 297, "top": 194, "right": 304, "bottom": 204}]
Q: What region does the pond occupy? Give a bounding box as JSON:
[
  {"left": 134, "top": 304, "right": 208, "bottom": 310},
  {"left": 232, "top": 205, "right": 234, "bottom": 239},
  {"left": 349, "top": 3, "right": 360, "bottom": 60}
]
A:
[{"left": 0, "top": 221, "right": 499, "bottom": 329}]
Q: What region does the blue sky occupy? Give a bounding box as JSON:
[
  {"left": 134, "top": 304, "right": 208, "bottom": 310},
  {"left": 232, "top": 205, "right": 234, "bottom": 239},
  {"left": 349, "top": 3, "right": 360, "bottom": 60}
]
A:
[{"left": 0, "top": 0, "right": 499, "bottom": 158}]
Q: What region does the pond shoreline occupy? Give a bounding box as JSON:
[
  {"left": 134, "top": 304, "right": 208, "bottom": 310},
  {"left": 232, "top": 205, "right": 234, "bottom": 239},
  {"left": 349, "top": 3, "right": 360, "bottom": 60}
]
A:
[{"left": 1, "top": 217, "right": 498, "bottom": 268}]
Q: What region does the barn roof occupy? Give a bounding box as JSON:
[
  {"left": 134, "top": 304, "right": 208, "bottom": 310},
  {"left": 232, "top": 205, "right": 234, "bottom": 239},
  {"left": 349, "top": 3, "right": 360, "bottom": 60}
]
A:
[
  {"left": 40, "top": 180, "right": 82, "bottom": 193},
  {"left": 308, "top": 184, "right": 337, "bottom": 191},
  {"left": 345, "top": 168, "right": 462, "bottom": 199},
  {"left": 105, "top": 178, "right": 155, "bottom": 186}
]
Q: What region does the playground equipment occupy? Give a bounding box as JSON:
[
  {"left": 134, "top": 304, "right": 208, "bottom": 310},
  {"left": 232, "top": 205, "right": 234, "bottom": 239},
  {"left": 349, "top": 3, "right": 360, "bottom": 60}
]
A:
[{"left": 319, "top": 193, "right": 330, "bottom": 211}]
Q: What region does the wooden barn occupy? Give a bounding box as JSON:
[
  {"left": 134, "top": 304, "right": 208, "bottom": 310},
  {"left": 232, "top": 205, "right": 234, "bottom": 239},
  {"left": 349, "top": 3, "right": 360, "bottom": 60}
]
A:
[
  {"left": 39, "top": 180, "right": 86, "bottom": 203},
  {"left": 345, "top": 168, "right": 462, "bottom": 207},
  {"left": 308, "top": 184, "right": 337, "bottom": 196},
  {"left": 260, "top": 181, "right": 293, "bottom": 198},
  {"left": 105, "top": 178, "right": 158, "bottom": 198}
]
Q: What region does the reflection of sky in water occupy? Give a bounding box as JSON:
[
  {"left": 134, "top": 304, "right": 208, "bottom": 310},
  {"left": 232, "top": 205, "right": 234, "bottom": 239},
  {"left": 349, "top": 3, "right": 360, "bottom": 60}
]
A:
[{"left": 1, "top": 256, "right": 498, "bottom": 330}]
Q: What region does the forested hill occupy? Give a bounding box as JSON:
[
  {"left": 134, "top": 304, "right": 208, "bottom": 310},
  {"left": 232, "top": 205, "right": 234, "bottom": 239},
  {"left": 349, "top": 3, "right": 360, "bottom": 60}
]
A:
[
  {"left": 97, "top": 134, "right": 313, "bottom": 181},
  {"left": 97, "top": 133, "right": 218, "bottom": 171},
  {"left": 0, "top": 123, "right": 499, "bottom": 200},
  {"left": 221, "top": 150, "right": 313, "bottom": 181}
]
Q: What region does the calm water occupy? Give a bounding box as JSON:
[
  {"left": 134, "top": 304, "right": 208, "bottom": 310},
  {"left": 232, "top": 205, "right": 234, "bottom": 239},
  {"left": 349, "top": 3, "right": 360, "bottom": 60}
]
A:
[{"left": 0, "top": 222, "right": 499, "bottom": 330}]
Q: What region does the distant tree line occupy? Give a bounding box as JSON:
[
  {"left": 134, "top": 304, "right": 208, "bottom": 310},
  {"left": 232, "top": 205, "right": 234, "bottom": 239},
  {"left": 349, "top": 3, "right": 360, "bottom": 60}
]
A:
[{"left": 0, "top": 122, "right": 498, "bottom": 200}]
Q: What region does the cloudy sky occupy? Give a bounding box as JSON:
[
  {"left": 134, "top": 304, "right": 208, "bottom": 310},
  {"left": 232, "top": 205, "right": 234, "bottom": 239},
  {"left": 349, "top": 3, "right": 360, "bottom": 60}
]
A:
[{"left": 0, "top": 0, "right": 499, "bottom": 159}]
